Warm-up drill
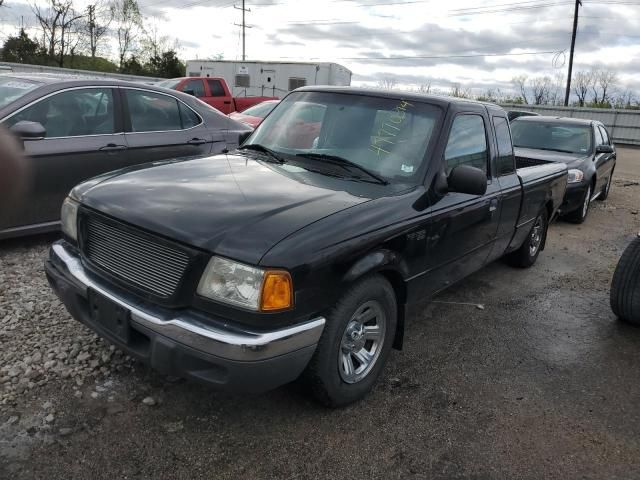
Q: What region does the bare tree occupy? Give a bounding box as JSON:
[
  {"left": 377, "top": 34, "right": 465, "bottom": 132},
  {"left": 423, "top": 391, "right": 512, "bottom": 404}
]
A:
[
  {"left": 572, "top": 70, "right": 593, "bottom": 107},
  {"left": 591, "top": 69, "right": 618, "bottom": 105},
  {"left": 82, "top": 1, "right": 113, "bottom": 58},
  {"left": 530, "top": 76, "right": 552, "bottom": 105},
  {"left": 140, "top": 19, "right": 179, "bottom": 64},
  {"left": 33, "top": 0, "right": 84, "bottom": 67},
  {"left": 112, "top": 0, "right": 143, "bottom": 70},
  {"left": 511, "top": 75, "right": 529, "bottom": 104},
  {"left": 415, "top": 82, "right": 431, "bottom": 94},
  {"left": 449, "top": 83, "right": 470, "bottom": 98},
  {"left": 377, "top": 77, "right": 397, "bottom": 90}
]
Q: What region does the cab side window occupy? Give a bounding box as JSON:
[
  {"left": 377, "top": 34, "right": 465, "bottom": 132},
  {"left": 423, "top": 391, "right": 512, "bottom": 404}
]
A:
[
  {"left": 5, "top": 88, "right": 115, "bottom": 138},
  {"left": 444, "top": 114, "right": 488, "bottom": 174},
  {"left": 493, "top": 116, "right": 515, "bottom": 176},
  {"left": 207, "top": 79, "right": 225, "bottom": 97},
  {"left": 183, "top": 79, "right": 205, "bottom": 98}
]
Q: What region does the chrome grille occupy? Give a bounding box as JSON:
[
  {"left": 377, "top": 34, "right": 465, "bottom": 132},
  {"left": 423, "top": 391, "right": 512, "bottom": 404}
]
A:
[{"left": 83, "top": 216, "right": 190, "bottom": 297}]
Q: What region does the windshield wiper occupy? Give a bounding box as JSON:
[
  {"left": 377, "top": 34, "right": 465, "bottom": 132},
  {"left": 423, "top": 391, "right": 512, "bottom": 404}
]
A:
[
  {"left": 295, "top": 153, "right": 388, "bottom": 185},
  {"left": 238, "top": 144, "right": 285, "bottom": 164}
]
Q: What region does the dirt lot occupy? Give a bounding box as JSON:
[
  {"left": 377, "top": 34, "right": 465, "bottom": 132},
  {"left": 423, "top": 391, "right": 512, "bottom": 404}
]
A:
[{"left": 1, "top": 148, "right": 640, "bottom": 479}]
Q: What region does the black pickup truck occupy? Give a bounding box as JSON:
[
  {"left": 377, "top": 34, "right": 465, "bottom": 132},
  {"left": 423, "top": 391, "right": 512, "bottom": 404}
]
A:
[{"left": 45, "top": 87, "right": 567, "bottom": 406}]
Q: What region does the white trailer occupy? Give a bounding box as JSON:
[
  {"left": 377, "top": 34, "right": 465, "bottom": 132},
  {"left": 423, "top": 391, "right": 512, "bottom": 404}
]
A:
[{"left": 184, "top": 60, "right": 352, "bottom": 97}]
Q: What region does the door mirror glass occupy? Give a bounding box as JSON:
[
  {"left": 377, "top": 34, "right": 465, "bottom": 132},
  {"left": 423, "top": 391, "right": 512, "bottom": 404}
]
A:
[
  {"left": 448, "top": 165, "right": 487, "bottom": 196},
  {"left": 10, "top": 120, "right": 46, "bottom": 140},
  {"left": 596, "top": 144, "right": 613, "bottom": 154}
]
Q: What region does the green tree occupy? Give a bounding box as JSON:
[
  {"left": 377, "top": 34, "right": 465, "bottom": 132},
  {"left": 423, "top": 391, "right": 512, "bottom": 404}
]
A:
[
  {"left": 1, "top": 29, "right": 46, "bottom": 64},
  {"left": 120, "top": 55, "right": 145, "bottom": 75},
  {"left": 146, "top": 50, "right": 184, "bottom": 78}
]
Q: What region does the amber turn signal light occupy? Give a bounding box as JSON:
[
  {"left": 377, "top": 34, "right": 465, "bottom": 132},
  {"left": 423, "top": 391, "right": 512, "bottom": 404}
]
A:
[{"left": 260, "top": 271, "right": 293, "bottom": 311}]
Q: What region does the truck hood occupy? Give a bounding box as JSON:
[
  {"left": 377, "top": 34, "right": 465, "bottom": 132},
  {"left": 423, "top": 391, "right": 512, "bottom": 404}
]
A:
[
  {"left": 72, "top": 154, "right": 373, "bottom": 264},
  {"left": 515, "top": 147, "right": 590, "bottom": 168}
]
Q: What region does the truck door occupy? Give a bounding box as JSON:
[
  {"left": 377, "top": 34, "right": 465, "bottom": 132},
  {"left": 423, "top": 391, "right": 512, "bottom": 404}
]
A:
[
  {"left": 206, "top": 79, "right": 232, "bottom": 114},
  {"left": 421, "top": 112, "right": 501, "bottom": 295},
  {"left": 490, "top": 115, "right": 521, "bottom": 261}
]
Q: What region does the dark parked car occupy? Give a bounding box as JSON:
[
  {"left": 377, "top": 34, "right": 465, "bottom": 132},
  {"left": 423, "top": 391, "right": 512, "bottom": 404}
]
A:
[
  {"left": 510, "top": 116, "right": 616, "bottom": 223},
  {"left": 46, "top": 87, "right": 567, "bottom": 406},
  {"left": 610, "top": 234, "right": 640, "bottom": 325},
  {"left": 0, "top": 74, "right": 252, "bottom": 239},
  {"left": 507, "top": 110, "right": 539, "bottom": 122}
]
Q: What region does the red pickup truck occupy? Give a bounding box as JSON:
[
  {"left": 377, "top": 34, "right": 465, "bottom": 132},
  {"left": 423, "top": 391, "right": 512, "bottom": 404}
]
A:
[{"left": 157, "top": 77, "right": 278, "bottom": 114}]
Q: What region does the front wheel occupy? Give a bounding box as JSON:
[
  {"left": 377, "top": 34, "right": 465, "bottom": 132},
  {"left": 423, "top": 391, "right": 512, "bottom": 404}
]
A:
[
  {"left": 507, "top": 208, "right": 548, "bottom": 268},
  {"left": 566, "top": 184, "right": 591, "bottom": 224},
  {"left": 302, "top": 275, "right": 397, "bottom": 407}
]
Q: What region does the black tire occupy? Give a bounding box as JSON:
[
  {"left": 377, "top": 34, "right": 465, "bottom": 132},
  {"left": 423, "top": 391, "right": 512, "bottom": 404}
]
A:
[
  {"left": 507, "top": 208, "right": 548, "bottom": 268},
  {"left": 610, "top": 237, "right": 640, "bottom": 326},
  {"left": 301, "top": 275, "right": 397, "bottom": 407},
  {"left": 597, "top": 169, "right": 614, "bottom": 201},
  {"left": 566, "top": 183, "right": 592, "bottom": 224}
]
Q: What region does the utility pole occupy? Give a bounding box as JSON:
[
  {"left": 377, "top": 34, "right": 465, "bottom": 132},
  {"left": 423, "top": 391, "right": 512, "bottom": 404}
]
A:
[
  {"left": 234, "top": 1, "right": 251, "bottom": 61},
  {"left": 564, "top": 0, "right": 582, "bottom": 106}
]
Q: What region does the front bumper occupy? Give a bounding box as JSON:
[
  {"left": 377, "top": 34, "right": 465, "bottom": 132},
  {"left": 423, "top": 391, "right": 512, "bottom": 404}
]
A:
[
  {"left": 45, "top": 242, "right": 325, "bottom": 393},
  {"left": 559, "top": 182, "right": 589, "bottom": 215}
]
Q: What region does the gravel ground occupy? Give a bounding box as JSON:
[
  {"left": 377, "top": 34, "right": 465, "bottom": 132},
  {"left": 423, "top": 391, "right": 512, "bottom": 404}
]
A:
[{"left": 1, "top": 148, "right": 640, "bottom": 479}]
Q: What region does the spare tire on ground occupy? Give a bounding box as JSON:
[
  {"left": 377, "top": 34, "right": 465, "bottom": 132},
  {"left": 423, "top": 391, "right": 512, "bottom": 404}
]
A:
[{"left": 610, "top": 236, "right": 640, "bottom": 325}]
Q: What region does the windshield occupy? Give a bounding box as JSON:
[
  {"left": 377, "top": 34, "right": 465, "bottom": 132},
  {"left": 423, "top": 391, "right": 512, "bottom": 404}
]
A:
[
  {"left": 241, "top": 101, "right": 279, "bottom": 118},
  {"left": 511, "top": 120, "right": 592, "bottom": 154},
  {"left": 0, "top": 77, "right": 42, "bottom": 109},
  {"left": 156, "top": 79, "right": 181, "bottom": 90},
  {"left": 246, "top": 91, "right": 442, "bottom": 184}
]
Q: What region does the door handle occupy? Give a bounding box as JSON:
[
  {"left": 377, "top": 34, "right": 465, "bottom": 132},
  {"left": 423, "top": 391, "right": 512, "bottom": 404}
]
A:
[
  {"left": 489, "top": 198, "right": 498, "bottom": 213},
  {"left": 187, "top": 138, "right": 207, "bottom": 146},
  {"left": 223, "top": 101, "right": 231, "bottom": 105},
  {"left": 99, "top": 144, "right": 128, "bottom": 152}
]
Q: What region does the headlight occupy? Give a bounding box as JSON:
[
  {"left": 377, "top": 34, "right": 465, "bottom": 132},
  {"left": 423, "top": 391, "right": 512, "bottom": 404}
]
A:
[
  {"left": 567, "top": 169, "right": 584, "bottom": 184},
  {"left": 197, "top": 256, "right": 293, "bottom": 311},
  {"left": 60, "top": 197, "right": 79, "bottom": 241}
]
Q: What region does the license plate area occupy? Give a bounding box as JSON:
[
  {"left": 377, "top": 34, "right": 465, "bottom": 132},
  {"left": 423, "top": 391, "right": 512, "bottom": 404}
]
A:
[{"left": 88, "top": 289, "right": 131, "bottom": 343}]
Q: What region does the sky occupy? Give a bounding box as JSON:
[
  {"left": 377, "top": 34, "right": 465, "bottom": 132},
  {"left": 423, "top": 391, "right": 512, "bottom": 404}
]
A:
[{"left": 1, "top": 0, "right": 639, "bottom": 98}]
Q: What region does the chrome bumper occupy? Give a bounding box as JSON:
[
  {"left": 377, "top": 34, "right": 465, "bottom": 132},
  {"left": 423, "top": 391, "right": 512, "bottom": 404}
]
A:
[{"left": 50, "top": 243, "right": 325, "bottom": 362}]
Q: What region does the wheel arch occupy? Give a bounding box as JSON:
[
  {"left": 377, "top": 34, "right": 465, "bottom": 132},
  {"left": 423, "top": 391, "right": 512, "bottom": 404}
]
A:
[{"left": 342, "top": 249, "right": 409, "bottom": 350}]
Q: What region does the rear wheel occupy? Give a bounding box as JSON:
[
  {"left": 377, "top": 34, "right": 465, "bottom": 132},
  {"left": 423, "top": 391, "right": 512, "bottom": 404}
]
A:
[
  {"left": 302, "top": 275, "right": 397, "bottom": 407},
  {"left": 507, "top": 208, "right": 548, "bottom": 268},
  {"left": 566, "top": 184, "right": 591, "bottom": 224},
  {"left": 610, "top": 237, "right": 640, "bottom": 325}
]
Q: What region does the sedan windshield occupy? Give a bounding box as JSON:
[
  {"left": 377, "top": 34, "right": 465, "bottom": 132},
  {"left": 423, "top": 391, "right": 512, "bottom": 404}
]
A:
[
  {"left": 0, "top": 77, "right": 42, "bottom": 109},
  {"left": 246, "top": 91, "right": 442, "bottom": 184},
  {"left": 511, "top": 120, "right": 592, "bottom": 154}
]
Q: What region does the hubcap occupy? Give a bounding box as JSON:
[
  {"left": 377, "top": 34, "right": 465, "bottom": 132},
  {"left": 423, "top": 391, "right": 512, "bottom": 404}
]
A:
[
  {"left": 582, "top": 185, "right": 591, "bottom": 218},
  {"left": 529, "top": 217, "right": 543, "bottom": 256},
  {"left": 338, "top": 300, "right": 386, "bottom": 384}
]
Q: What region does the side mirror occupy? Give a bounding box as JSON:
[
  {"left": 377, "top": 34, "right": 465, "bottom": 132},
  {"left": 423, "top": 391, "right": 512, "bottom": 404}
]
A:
[
  {"left": 10, "top": 121, "right": 46, "bottom": 140},
  {"left": 447, "top": 165, "right": 487, "bottom": 196},
  {"left": 238, "top": 130, "right": 252, "bottom": 145},
  {"left": 596, "top": 144, "right": 613, "bottom": 154}
]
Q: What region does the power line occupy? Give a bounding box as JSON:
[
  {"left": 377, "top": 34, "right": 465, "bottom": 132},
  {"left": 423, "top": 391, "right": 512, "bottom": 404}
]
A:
[{"left": 337, "top": 50, "right": 563, "bottom": 61}]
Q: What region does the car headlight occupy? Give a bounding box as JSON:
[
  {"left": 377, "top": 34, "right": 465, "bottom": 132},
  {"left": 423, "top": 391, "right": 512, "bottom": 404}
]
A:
[
  {"left": 567, "top": 169, "right": 584, "bottom": 184},
  {"left": 60, "top": 197, "right": 79, "bottom": 241},
  {"left": 197, "top": 256, "right": 293, "bottom": 311}
]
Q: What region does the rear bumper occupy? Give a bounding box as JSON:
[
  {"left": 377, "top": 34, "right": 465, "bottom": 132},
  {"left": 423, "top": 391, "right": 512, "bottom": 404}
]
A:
[{"left": 45, "top": 241, "right": 325, "bottom": 392}]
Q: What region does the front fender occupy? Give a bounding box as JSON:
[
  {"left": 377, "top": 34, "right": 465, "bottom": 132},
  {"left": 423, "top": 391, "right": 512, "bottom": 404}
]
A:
[{"left": 343, "top": 249, "right": 410, "bottom": 284}]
